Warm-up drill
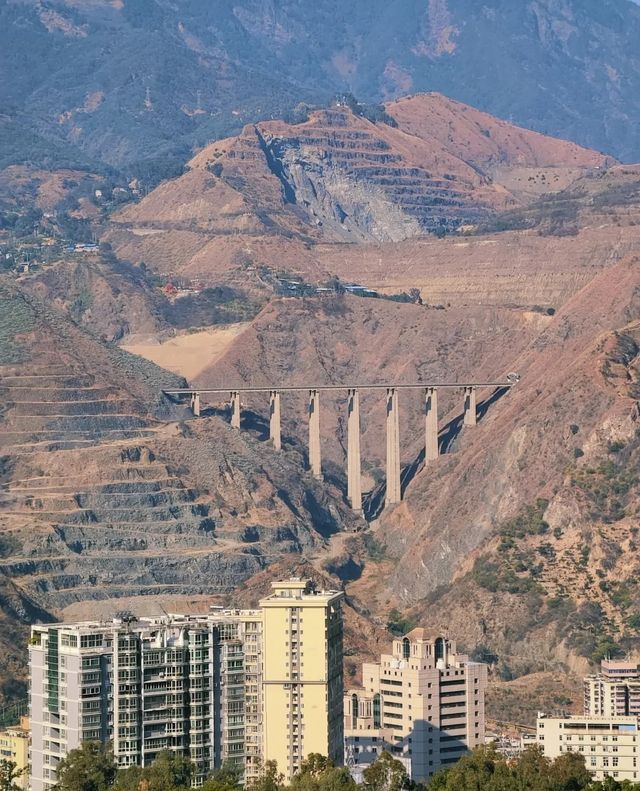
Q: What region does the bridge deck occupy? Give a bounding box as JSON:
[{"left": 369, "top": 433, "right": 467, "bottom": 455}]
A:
[{"left": 164, "top": 382, "right": 514, "bottom": 395}]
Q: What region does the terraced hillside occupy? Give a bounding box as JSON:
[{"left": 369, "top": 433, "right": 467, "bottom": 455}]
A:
[
  {"left": 0, "top": 280, "right": 361, "bottom": 705},
  {"left": 107, "top": 94, "right": 609, "bottom": 278}
]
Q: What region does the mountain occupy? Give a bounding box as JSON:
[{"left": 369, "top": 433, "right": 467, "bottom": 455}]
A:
[
  {"left": 0, "top": 279, "right": 362, "bottom": 706},
  {"left": 186, "top": 255, "right": 640, "bottom": 718},
  {"left": 105, "top": 93, "right": 610, "bottom": 275},
  {"left": 3, "top": 0, "right": 640, "bottom": 170}
]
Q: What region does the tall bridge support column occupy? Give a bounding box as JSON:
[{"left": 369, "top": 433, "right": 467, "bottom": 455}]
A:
[
  {"left": 190, "top": 392, "right": 201, "bottom": 417},
  {"left": 386, "top": 387, "right": 401, "bottom": 504},
  {"left": 308, "top": 389, "right": 322, "bottom": 479},
  {"left": 347, "top": 388, "right": 362, "bottom": 512},
  {"left": 425, "top": 387, "right": 438, "bottom": 462},
  {"left": 230, "top": 391, "right": 241, "bottom": 429},
  {"left": 463, "top": 386, "right": 477, "bottom": 427},
  {"left": 269, "top": 390, "right": 281, "bottom": 451}
]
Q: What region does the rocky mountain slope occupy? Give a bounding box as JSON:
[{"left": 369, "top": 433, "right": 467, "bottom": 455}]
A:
[
  {"left": 3, "top": 0, "right": 640, "bottom": 168},
  {"left": 174, "top": 253, "right": 640, "bottom": 701},
  {"left": 0, "top": 280, "right": 361, "bottom": 706},
  {"left": 106, "top": 94, "right": 609, "bottom": 274}
]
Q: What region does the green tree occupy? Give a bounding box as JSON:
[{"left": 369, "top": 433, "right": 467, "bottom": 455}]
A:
[
  {"left": 54, "top": 742, "right": 117, "bottom": 791},
  {"left": 140, "top": 751, "right": 191, "bottom": 791},
  {"left": 426, "top": 745, "right": 600, "bottom": 791},
  {"left": 0, "top": 759, "right": 25, "bottom": 791},
  {"left": 290, "top": 754, "right": 357, "bottom": 791},
  {"left": 246, "top": 761, "right": 284, "bottom": 791},
  {"left": 362, "top": 751, "right": 408, "bottom": 791},
  {"left": 510, "top": 745, "right": 553, "bottom": 790},
  {"left": 430, "top": 745, "right": 506, "bottom": 791},
  {"left": 549, "top": 751, "right": 592, "bottom": 791},
  {"left": 201, "top": 761, "right": 242, "bottom": 791},
  {"left": 111, "top": 764, "right": 144, "bottom": 791}
]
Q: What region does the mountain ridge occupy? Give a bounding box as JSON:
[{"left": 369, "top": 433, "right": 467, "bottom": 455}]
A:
[{"left": 3, "top": 0, "right": 640, "bottom": 170}]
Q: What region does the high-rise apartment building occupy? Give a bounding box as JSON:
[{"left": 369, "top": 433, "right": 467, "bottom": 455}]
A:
[
  {"left": 28, "top": 579, "right": 343, "bottom": 791},
  {"left": 584, "top": 660, "right": 640, "bottom": 718},
  {"left": 344, "top": 629, "right": 487, "bottom": 782},
  {"left": 261, "top": 579, "right": 344, "bottom": 778}
]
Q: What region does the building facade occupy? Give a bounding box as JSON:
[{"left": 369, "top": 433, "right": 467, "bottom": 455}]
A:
[
  {"left": 584, "top": 660, "right": 640, "bottom": 718},
  {"left": 344, "top": 629, "right": 487, "bottom": 782},
  {"left": 537, "top": 714, "right": 639, "bottom": 783},
  {"left": 0, "top": 716, "right": 29, "bottom": 790},
  {"left": 29, "top": 579, "right": 343, "bottom": 791},
  {"left": 261, "top": 579, "right": 344, "bottom": 778}
]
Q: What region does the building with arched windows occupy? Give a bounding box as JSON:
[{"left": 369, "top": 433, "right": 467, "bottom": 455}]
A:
[{"left": 344, "top": 629, "right": 487, "bottom": 781}]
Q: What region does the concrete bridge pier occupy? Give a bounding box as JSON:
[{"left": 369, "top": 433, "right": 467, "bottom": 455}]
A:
[
  {"left": 269, "top": 390, "right": 281, "bottom": 451},
  {"left": 190, "top": 392, "right": 201, "bottom": 417},
  {"left": 425, "top": 387, "right": 438, "bottom": 462},
  {"left": 308, "top": 389, "right": 322, "bottom": 479},
  {"left": 230, "top": 391, "right": 241, "bottom": 429},
  {"left": 463, "top": 386, "right": 477, "bottom": 426},
  {"left": 386, "top": 387, "right": 401, "bottom": 504},
  {"left": 347, "top": 388, "right": 362, "bottom": 512}
]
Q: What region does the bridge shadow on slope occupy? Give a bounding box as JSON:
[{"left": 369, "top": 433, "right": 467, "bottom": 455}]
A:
[{"left": 362, "top": 387, "right": 510, "bottom": 523}]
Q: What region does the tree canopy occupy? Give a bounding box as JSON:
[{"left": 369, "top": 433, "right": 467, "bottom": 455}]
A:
[
  {"left": 0, "top": 759, "right": 26, "bottom": 791},
  {"left": 48, "top": 744, "right": 640, "bottom": 791}
]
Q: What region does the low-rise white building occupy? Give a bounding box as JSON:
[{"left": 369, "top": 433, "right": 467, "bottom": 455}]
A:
[{"left": 537, "top": 714, "right": 639, "bottom": 783}]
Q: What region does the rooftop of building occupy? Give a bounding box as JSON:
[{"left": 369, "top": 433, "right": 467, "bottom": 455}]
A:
[
  {"left": 30, "top": 608, "right": 263, "bottom": 635},
  {"left": 538, "top": 713, "right": 639, "bottom": 729},
  {"left": 259, "top": 578, "right": 344, "bottom": 605},
  {"left": 29, "top": 579, "right": 343, "bottom": 637},
  {"left": 400, "top": 628, "right": 446, "bottom": 642}
]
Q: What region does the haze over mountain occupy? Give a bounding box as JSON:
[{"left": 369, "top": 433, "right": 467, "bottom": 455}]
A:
[{"left": 3, "top": 0, "right": 640, "bottom": 173}]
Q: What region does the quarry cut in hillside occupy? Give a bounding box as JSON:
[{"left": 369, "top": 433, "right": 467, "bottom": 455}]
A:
[{"left": 106, "top": 93, "right": 610, "bottom": 279}]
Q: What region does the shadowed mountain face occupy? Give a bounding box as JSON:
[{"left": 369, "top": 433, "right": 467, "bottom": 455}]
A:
[{"left": 2, "top": 0, "right": 640, "bottom": 169}]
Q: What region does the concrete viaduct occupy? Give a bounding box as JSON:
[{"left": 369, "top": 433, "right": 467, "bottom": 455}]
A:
[{"left": 163, "top": 381, "right": 517, "bottom": 514}]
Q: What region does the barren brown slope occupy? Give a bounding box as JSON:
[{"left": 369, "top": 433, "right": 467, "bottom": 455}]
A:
[
  {"left": 352, "top": 258, "right": 640, "bottom": 674},
  {"left": 105, "top": 93, "right": 610, "bottom": 278},
  {"left": 0, "top": 281, "right": 362, "bottom": 705},
  {"left": 189, "top": 259, "right": 640, "bottom": 703},
  {"left": 386, "top": 93, "right": 610, "bottom": 173}
]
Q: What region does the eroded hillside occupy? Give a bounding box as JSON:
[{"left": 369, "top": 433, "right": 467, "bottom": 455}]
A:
[{"left": 0, "top": 281, "right": 361, "bottom": 705}]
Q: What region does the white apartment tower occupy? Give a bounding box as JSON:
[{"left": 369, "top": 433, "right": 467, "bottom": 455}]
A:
[
  {"left": 584, "top": 660, "right": 640, "bottom": 718},
  {"left": 344, "top": 629, "right": 487, "bottom": 782}
]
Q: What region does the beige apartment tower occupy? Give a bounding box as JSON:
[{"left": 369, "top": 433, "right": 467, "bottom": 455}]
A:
[
  {"left": 345, "top": 629, "right": 487, "bottom": 782},
  {"left": 537, "top": 714, "right": 639, "bottom": 783},
  {"left": 260, "top": 579, "right": 344, "bottom": 780}
]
